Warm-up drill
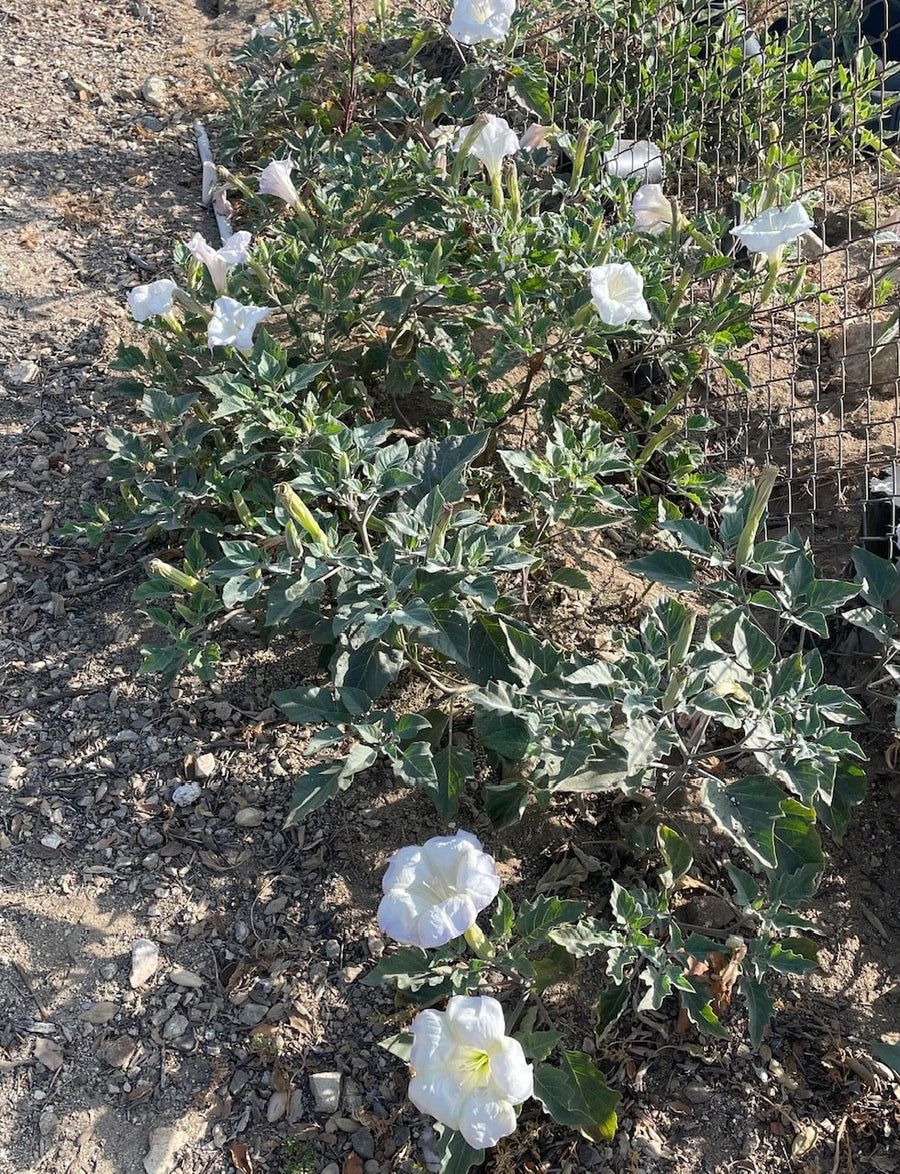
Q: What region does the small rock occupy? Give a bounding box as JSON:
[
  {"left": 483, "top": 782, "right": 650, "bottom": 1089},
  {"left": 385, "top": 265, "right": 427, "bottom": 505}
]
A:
[
  {"left": 239, "top": 1002, "right": 268, "bottom": 1026},
  {"left": 235, "top": 807, "right": 264, "bottom": 827},
  {"left": 309, "top": 1071, "right": 342, "bottom": 1114},
  {"left": 38, "top": 1107, "right": 58, "bottom": 1137},
  {"left": 34, "top": 1038, "right": 65, "bottom": 1071},
  {"left": 171, "top": 781, "right": 201, "bottom": 808},
  {"left": 169, "top": 967, "right": 203, "bottom": 989},
  {"left": 141, "top": 75, "right": 167, "bottom": 108},
  {"left": 320, "top": 1166, "right": 340, "bottom": 1174},
  {"left": 229, "top": 1069, "right": 250, "bottom": 1095},
  {"left": 102, "top": 1035, "right": 136, "bottom": 1069},
  {"left": 81, "top": 1001, "right": 120, "bottom": 1025},
  {"left": 40, "top": 833, "right": 64, "bottom": 849},
  {"left": 267, "top": 1090, "right": 288, "bottom": 1122},
  {"left": 130, "top": 938, "right": 159, "bottom": 988},
  {"left": 233, "top": 920, "right": 249, "bottom": 943},
  {"left": 162, "top": 1013, "right": 188, "bottom": 1041},
  {"left": 192, "top": 752, "right": 216, "bottom": 780},
  {"left": 351, "top": 1128, "right": 376, "bottom": 1160},
  {"left": 4, "top": 360, "right": 39, "bottom": 386},
  {"left": 143, "top": 1125, "right": 182, "bottom": 1174}
]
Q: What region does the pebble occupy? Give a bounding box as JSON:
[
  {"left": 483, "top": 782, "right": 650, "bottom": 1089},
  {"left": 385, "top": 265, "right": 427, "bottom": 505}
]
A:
[
  {"left": 235, "top": 806, "right": 264, "bottom": 827},
  {"left": 141, "top": 75, "right": 167, "bottom": 108},
  {"left": 162, "top": 1013, "right": 188, "bottom": 1041},
  {"left": 38, "top": 1107, "right": 58, "bottom": 1137},
  {"left": 309, "top": 1071, "right": 342, "bottom": 1114},
  {"left": 321, "top": 1166, "right": 339, "bottom": 1174},
  {"left": 352, "top": 1128, "right": 376, "bottom": 1160},
  {"left": 169, "top": 967, "right": 203, "bottom": 988},
  {"left": 192, "top": 752, "right": 216, "bottom": 780},
  {"left": 171, "top": 781, "right": 201, "bottom": 807},
  {"left": 4, "top": 360, "right": 39, "bottom": 386},
  {"left": 239, "top": 1002, "right": 268, "bottom": 1026},
  {"left": 102, "top": 1035, "right": 136, "bottom": 1069},
  {"left": 267, "top": 1090, "right": 288, "bottom": 1122},
  {"left": 130, "top": 938, "right": 159, "bottom": 988}
]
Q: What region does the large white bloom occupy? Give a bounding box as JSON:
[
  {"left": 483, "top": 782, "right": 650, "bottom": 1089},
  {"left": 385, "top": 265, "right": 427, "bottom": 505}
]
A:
[
  {"left": 259, "top": 159, "right": 300, "bottom": 207},
  {"left": 377, "top": 829, "right": 501, "bottom": 949},
  {"left": 632, "top": 184, "right": 674, "bottom": 236},
  {"left": 185, "top": 231, "right": 252, "bottom": 294},
  {"left": 449, "top": 0, "right": 516, "bottom": 44},
  {"left": 207, "top": 297, "right": 272, "bottom": 353},
  {"left": 588, "top": 262, "right": 652, "bottom": 326},
  {"left": 409, "top": 996, "right": 533, "bottom": 1148},
  {"left": 602, "top": 138, "right": 663, "bottom": 184},
  {"left": 730, "top": 202, "right": 813, "bottom": 258},
  {"left": 456, "top": 115, "right": 518, "bottom": 182},
  {"left": 127, "top": 279, "right": 178, "bottom": 322}
]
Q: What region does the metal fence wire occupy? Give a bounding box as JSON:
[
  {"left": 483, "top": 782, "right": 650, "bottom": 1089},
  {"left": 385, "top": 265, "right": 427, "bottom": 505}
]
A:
[{"left": 534, "top": 0, "right": 900, "bottom": 569}]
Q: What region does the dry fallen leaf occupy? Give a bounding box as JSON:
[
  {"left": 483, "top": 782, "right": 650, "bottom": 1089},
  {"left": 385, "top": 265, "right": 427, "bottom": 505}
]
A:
[
  {"left": 342, "top": 1156, "right": 363, "bottom": 1174},
  {"left": 229, "top": 1142, "right": 253, "bottom": 1174},
  {"left": 33, "top": 1037, "right": 64, "bottom": 1071}
]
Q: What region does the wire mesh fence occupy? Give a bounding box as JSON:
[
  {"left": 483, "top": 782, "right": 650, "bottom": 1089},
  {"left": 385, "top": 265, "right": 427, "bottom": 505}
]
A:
[{"left": 530, "top": 0, "right": 900, "bottom": 565}]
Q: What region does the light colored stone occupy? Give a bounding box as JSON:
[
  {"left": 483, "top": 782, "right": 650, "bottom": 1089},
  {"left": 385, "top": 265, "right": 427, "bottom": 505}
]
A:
[
  {"left": 266, "top": 1090, "right": 288, "bottom": 1122},
  {"left": 235, "top": 806, "right": 264, "bottom": 827},
  {"left": 143, "top": 1126, "right": 182, "bottom": 1174},
  {"left": 309, "top": 1071, "right": 342, "bottom": 1114},
  {"left": 171, "top": 781, "right": 201, "bottom": 807},
  {"left": 4, "top": 360, "right": 39, "bottom": 386},
  {"left": 130, "top": 938, "right": 159, "bottom": 988},
  {"left": 192, "top": 752, "right": 216, "bottom": 780},
  {"left": 141, "top": 75, "right": 167, "bottom": 108},
  {"left": 169, "top": 967, "right": 203, "bottom": 989}
]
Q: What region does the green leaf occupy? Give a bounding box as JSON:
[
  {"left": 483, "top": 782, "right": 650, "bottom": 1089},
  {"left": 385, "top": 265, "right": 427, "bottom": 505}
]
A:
[
  {"left": 550, "top": 566, "right": 593, "bottom": 592},
  {"left": 816, "top": 761, "right": 866, "bottom": 841},
  {"left": 379, "top": 1031, "right": 413, "bottom": 1061},
  {"left": 532, "top": 943, "right": 577, "bottom": 992},
  {"left": 726, "top": 864, "right": 760, "bottom": 908},
  {"left": 431, "top": 744, "right": 474, "bottom": 821},
  {"left": 274, "top": 686, "right": 345, "bottom": 725},
  {"left": 401, "top": 432, "right": 489, "bottom": 508},
  {"left": 718, "top": 356, "right": 752, "bottom": 390},
  {"left": 851, "top": 546, "right": 900, "bottom": 606},
  {"left": 490, "top": 890, "right": 515, "bottom": 942},
  {"left": 534, "top": 1051, "right": 621, "bottom": 1142},
  {"left": 506, "top": 65, "right": 553, "bottom": 121},
  {"left": 284, "top": 745, "right": 376, "bottom": 827},
  {"left": 515, "top": 896, "right": 587, "bottom": 951},
  {"left": 484, "top": 778, "right": 531, "bottom": 827},
  {"left": 392, "top": 740, "right": 438, "bottom": 796},
  {"left": 738, "top": 974, "right": 775, "bottom": 1049},
  {"left": 700, "top": 775, "right": 786, "bottom": 868},
  {"left": 549, "top": 918, "right": 619, "bottom": 958},
  {"left": 433, "top": 1127, "right": 484, "bottom": 1174},
  {"left": 594, "top": 982, "right": 631, "bottom": 1040},
  {"left": 475, "top": 709, "right": 533, "bottom": 760},
  {"left": 769, "top": 811, "right": 823, "bottom": 890},
  {"left": 626, "top": 550, "right": 696, "bottom": 591},
  {"left": 658, "top": 825, "right": 693, "bottom": 888},
  {"left": 516, "top": 1029, "right": 562, "bottom": 1062},
  {"left": 333, "top": 640, "right": 404, "bottom": 702},
  {"left": 678, "top": 981, "right": 730, "bottom": 1039}
]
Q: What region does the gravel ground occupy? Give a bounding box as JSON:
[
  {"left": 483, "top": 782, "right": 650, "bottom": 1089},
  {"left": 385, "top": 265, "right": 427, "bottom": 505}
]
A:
[{"left": 0, "top": 3, "right": 898, "bottom": 1173}]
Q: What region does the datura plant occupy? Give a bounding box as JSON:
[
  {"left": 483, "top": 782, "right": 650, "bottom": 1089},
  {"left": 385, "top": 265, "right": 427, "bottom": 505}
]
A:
[{"left": 62, "top": 9, "right": 899, "bottom": 1165}]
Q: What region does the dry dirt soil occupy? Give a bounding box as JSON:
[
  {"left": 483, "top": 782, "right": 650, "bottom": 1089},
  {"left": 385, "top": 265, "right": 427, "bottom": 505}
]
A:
[{"left": 0, "top": 3, "right": 899, "bottom": 1174}]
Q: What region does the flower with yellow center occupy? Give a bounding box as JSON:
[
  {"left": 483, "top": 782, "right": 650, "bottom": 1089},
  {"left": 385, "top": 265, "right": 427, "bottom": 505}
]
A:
[{"left": 409, "top": 996, "right": 533, "bottom": 1148}]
